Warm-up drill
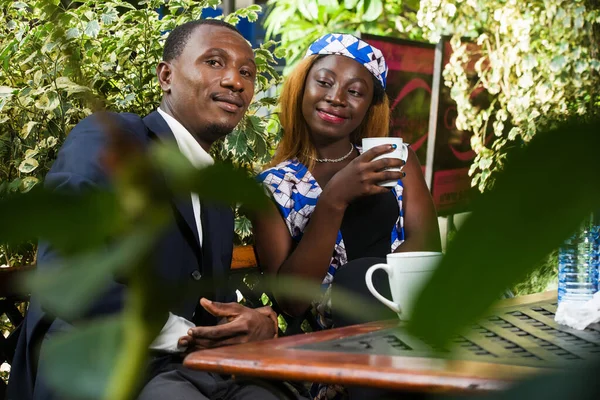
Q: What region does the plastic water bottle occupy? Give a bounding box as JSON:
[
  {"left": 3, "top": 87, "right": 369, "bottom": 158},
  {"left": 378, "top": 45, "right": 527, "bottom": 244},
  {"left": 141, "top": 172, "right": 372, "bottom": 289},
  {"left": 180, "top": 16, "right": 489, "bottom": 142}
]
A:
[{"left": 558, "top": 214, "right": 600, "bottom": 304}]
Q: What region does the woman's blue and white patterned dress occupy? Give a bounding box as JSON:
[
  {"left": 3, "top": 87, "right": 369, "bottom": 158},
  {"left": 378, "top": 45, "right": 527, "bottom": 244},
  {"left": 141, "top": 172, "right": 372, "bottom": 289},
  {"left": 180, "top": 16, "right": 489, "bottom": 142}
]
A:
[{"left": 257, "top": 154, "right": 405, "bottom": 329}]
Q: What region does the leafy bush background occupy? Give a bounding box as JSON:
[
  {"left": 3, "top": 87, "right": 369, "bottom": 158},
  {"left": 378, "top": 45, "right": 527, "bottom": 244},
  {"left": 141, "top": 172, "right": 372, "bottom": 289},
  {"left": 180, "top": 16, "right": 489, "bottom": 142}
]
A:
[
  {"left": 418, "top": 0, "right": 600, "bottom": 192},
  {"left": 3, "top": 0, "right": 593, "bottom": 284},
  {"left": 0, "top": 0, "right": 281, "bottom": 267},
  {"left": 265, "top": 0, "right": 424, "bottom": 72},
  {"left": 415, "top": 0, "right": 599, "bottom": 295}
]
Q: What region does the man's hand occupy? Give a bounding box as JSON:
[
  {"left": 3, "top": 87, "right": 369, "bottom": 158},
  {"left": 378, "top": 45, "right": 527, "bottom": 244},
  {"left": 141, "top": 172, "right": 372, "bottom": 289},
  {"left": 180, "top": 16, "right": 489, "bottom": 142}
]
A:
[{"left": 178, "top": 298, "right": 278, "bottom": 351}]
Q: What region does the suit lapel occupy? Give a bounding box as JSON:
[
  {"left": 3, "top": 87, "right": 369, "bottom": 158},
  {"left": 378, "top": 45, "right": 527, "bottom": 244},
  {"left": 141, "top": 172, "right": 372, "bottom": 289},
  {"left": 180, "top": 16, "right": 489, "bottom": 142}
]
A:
[
  {"left": 201, "top": 202, "right": 224, "bottom": 276},
  {"left": 143, "top": 111, "right": 201, "bottom": 248},
  {"left": 143, "top": 111, "right": 235, "bottom": 301},
  {"left": 201, "top": 201, "right": 234, "bottom": 302}
]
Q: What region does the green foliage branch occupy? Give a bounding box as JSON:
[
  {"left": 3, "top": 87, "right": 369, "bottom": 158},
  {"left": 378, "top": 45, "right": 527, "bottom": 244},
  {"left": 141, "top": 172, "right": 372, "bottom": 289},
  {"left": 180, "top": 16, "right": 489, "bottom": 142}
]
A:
[
  {"left": 264, "top": 0, "right": 424, "bottom": 73},
  {"left": 417, "top": 0, "right": 600, "bottom": 192},
  {"left": 0, "top": 0, "right": 281, "bottom": 266},
  {"left": 411, "top": 116, "right": 600, "bottom": 346}
]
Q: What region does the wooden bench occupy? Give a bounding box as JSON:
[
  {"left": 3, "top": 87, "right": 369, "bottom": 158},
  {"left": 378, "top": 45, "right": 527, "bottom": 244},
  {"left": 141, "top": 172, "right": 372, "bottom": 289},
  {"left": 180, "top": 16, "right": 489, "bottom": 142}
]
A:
[
  {"left": 231, "top": 245, "right": 259, "bottom": 271},
  {"left": 228, "top": 245, "right": 265, "bottom": 309}
]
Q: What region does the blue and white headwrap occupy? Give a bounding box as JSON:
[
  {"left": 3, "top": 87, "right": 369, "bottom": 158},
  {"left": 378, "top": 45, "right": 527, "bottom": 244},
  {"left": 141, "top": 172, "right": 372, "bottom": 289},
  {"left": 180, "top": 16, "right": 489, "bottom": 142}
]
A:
[{"left": 304, "top": 33, "right": 389, "bottom": 89}]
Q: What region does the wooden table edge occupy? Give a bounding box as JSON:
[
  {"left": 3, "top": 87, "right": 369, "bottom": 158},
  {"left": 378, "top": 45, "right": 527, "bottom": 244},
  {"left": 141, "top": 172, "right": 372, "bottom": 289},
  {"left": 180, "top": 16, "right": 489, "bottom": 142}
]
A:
[
  {"left": 184, "top": 351, "right": 543, "bottom": 393},
  {"left": 184, "top": 318, "right": 551, "bottom": 393}
]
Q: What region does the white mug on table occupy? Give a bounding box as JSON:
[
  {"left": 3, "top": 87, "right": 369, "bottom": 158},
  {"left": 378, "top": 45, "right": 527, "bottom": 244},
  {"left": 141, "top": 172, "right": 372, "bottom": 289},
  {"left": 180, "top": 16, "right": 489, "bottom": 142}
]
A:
[
  {"left": 365, "top": 252, "right": 443, "bottom": 320},
  {"left": 361, "top": 137, "right": 408, "bottom": 188}
]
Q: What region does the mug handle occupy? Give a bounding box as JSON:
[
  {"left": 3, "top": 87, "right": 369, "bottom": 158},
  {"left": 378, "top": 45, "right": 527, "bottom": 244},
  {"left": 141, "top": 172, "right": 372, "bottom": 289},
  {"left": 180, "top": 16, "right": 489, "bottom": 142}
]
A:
[
  {"left": 365, "top": 263, "right": 401, "bottom": 314},
  {"left": 400, "top": 143, "right": 409, "bottom": 164}
]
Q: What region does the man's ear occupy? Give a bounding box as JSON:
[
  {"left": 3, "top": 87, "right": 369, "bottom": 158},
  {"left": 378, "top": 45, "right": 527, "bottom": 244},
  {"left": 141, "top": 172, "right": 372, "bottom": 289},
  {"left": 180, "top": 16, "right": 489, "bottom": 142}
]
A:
[{"left": 157, "top": 61, "right": 172, "bottom": 92}]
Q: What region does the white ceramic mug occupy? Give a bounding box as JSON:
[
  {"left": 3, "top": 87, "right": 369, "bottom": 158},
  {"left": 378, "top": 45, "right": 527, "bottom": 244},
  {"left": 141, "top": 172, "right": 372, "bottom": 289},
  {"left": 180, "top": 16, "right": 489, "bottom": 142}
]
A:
[
  {"left": 365, "top": 252, "right": 443, "bottom": 320},
  {"left": 361, "top": 137, "right": 408, "bottom": 187}
]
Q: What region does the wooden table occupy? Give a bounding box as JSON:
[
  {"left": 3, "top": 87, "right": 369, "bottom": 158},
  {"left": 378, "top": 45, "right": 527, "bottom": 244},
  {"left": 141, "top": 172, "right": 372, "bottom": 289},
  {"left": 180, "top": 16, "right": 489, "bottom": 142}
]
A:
[{"left": 184, "top": 291, "right": 600, "bottom": 394}]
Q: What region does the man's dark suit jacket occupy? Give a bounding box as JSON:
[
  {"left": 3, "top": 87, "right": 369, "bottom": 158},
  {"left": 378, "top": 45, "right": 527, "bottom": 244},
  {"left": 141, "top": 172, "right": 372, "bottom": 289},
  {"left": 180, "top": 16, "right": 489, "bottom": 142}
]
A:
[{"left": 7, "top": 111, "right": 237, "bottom": 400}]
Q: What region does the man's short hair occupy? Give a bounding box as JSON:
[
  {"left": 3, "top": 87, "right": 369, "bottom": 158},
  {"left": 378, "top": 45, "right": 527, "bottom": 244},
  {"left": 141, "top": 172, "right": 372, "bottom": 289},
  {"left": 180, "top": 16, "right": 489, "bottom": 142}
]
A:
[{"left": 163, "top": 19, "right": 243, "bottom": 62}]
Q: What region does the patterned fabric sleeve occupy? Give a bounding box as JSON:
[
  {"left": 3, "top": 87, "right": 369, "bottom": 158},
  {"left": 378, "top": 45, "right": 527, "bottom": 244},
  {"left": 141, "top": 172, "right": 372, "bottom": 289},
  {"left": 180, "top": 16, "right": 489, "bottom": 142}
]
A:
[{"left": 256, "top": 160, "right": 322, "bottom": 241}]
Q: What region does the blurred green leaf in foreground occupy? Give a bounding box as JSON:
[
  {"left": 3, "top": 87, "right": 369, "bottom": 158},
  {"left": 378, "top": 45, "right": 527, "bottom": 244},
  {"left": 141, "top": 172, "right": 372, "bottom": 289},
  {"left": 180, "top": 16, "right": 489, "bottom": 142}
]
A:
[
  {"left": 3, "top": 120, "right": 271, "bottom": 400},
  {"left": 410, "top": 116, "right": 600, "bottom": 347}
]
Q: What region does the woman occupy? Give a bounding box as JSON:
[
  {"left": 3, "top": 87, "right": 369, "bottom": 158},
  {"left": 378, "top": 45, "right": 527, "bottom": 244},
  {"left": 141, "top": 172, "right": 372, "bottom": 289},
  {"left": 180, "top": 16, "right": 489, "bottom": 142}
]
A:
[{"left": 253, "top": 33, "right": 441, "bottom": 331}]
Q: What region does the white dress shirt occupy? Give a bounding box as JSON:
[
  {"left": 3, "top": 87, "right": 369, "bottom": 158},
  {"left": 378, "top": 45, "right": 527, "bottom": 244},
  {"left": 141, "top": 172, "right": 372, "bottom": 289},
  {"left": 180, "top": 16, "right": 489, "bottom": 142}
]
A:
[
  {"left": 149, "top": 107, "right": 214, "bottom": 353},
  {"left": 157, "top": 107, "right": 213, "bottom": 244}
]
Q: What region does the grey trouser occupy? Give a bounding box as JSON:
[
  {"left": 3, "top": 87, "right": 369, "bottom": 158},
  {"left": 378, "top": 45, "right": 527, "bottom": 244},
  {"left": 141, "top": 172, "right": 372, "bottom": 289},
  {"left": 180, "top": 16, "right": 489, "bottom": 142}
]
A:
[{"left": 138, "top": 361, "right": 308, "bottom": 400}]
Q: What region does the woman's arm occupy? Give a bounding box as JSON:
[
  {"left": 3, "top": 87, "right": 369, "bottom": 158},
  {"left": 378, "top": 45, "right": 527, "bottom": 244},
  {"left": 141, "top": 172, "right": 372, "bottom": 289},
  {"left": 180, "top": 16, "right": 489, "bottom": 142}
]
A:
[
  {"left": 394, "top": 147, "right": 442, "bottom": 253},
  {"left": 251, "top": 195, "right": 346, "bottom": 317}
]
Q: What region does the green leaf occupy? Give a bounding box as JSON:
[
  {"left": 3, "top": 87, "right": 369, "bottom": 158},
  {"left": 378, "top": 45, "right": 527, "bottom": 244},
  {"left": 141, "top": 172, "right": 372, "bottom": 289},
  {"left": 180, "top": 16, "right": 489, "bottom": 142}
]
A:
[
  {"left": 522, "top": 54, "right": 538, "bottom": 70},
  {"left": 409, "top": 117, "right": 600, "bottom": 347},
  {"left": 18, "top": 51, "right": 37, "bottom": 67},
  {"left": 246, "top": 12, "right": 259, "bottom": 23},
  {"left": 44, "top": 136, "right": 58, "bottom": 148},
  {"left": 192, "top": 163, "right": 268, "bottom": 209},
  {"left": 19, "top": 177, "right": 39, "bottom": 193},
  {"left": 260, "top": 292, "right": 272, "bottom": 306},
  {"left": 65, "top": 27, "right": 81, "bottom": 40},
  {"left": 114, "top": 1, "right": 137, "bottom": 10},
  {"left": 56, "top": 76, "right": 90, "bottom": 94},
  {"left": 255, "top": 48, "right": 276, "bottom": 64},
  {"left": 245, "top": 4, "right": 263, "bottom": 13},
  {"left": 0, "top": 86, "right": 15, "bottom": 97},
  {"left": 266, "top": 116, "right": 282, "bottom": 137},
  {"left": 150, "top": 144, "right": 268, "bottom": 211},
  {"left": 26, "top": 228, "right": 157, "bottom": 319},
  {"left": 363, "top": 0, "right": 383, "bottom": 21},
  {"left": 85, "top": 20, "right": 101, "bottom": 38},
  {"left": 344, "top": 0, "right": 360, "bottom": 9},
  {"left": 20, "top": 121, "right": 38, "bottom": 139},
  {"left": 18, "top": 158, "right": 39, "bottom": 174},
  {"left": 0, "top": 187, "right": 121, "bottom": 253},
  {"left": 255, "top": 135, "right": 269, "bottom": 163},
  {"left": 41, "top": 41, "right": 57, "bottom": 54},
  {"left": 549, "top": 55, "right": 567, "bottom": 72},
  {"left": 101, "top": 8, "right": 119, "bottom": 25},
  {"left": 224, "top": 14, "right": 240, "bottom": 25},
  {"left": 318, "top": 0, "right": 341, "bottom": 13},
  {"left": 34, "top": 92, "right": 60, "bottom": 111},
  {"left": 8, "top": 178, "right": 21, "bottom": 193},
  {"left": 574, "top": 60, "right": 588, "bottom": 74},
  {"left": 356, "top": 0, "right": 365, "bottom": 15},
  {"left": 235, "top": 214, "right": 253, "bottom": 239},
  {"left": 33, "top": 70, "right": 43, "bottom": 86},
  {"left": 257, "top": 97, "right": 278, "bottom": 107},
  {"left": 41, "top": 316, "right": 124, "bottom": 399},
  {"left": 274, "top": 47, "right": 288, "bottom": 59},
  {"left": 404, "top": 0, "right": 420, "bottom": 10},
  {"left": 24, "top": 149, "right": 38, "bottom": 159},
  {"left": 226, "top": 128, "right": 250, "bottom": 160},
  {"left": 466, "top": 357, "right": 600, "bottom": 400},
  {"left": 297, "top": 0, "right": 319, "bottom": 20}
]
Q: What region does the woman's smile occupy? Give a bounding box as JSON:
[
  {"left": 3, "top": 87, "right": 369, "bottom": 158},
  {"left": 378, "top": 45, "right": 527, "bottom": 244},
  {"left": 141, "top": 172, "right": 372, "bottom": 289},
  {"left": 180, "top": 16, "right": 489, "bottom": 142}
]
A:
[{"left": 317, "top": 109, "right": 349, "bottom": 124}]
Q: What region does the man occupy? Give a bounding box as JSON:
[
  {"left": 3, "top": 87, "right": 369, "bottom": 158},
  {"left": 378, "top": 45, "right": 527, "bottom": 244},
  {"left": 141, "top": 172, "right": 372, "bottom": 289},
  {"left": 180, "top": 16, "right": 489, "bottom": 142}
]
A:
[{"left": 8, "top": 20, "right": 304, "bottom": 400}]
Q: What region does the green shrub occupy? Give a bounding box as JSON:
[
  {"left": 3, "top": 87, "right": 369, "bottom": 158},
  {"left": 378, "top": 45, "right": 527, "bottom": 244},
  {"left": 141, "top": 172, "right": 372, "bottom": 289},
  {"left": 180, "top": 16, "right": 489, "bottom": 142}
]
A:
[
  {"left": 418, "top": 0, "right": 600, "bottom": 192},
  {"left": 264, "top": 0, "right": 424, "bottom": 73},
  {"left": 0, "top": 0, "right": 281, "bottom": 265}
]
